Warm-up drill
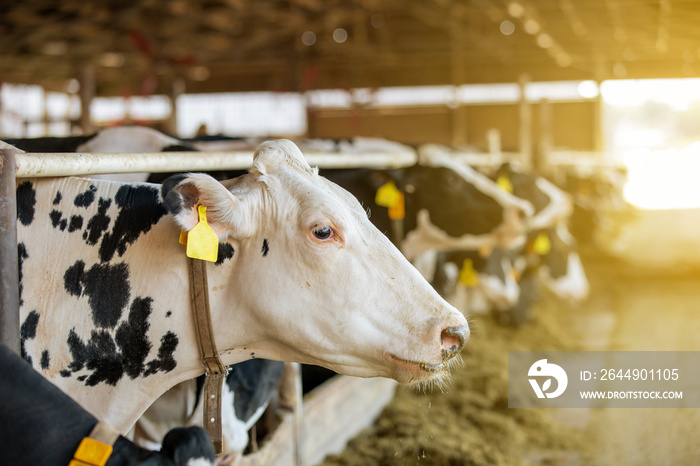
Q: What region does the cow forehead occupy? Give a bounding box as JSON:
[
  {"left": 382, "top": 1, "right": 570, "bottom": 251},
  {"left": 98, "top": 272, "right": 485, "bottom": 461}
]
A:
[{"left": 264, "top": 168, "right": 368, "bottom": 224}]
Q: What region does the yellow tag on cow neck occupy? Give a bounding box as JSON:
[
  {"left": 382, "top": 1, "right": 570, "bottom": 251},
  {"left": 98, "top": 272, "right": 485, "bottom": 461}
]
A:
[
  {"left": 496, "top": 174, "right": 513, "bottom": 193},
  {"left": 533, "top": 232, "right": 551, "bottom": 255},
  {"left": 458, "top": 258, "right": 479, "bottom": 287},
  {"left": 71, "top": 437, "right": 113, "bottom": 466},
  {"left": 185, "top": 205, "right": 219, "bottom": 263}
]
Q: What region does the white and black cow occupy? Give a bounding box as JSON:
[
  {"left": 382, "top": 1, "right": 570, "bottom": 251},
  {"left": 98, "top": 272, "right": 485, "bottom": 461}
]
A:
[
  {"left": 5, "top": 129, "right": 292, "bottom": 460},
  {"left": 16, "top": 140, "right": 469, "bottom": 441},
  {"left": 0, "top": 343, "right": 216, "bottom": 466},
  {"left": 491, "top": 163, "right": 589, "bottom": 311}
]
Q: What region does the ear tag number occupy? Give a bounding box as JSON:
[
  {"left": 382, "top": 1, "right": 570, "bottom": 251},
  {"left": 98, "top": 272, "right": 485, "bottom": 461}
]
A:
[
  {"left": 375, "top": 181, "right": 405, "bottom": 220},
  {"left": 497, "top": 174, "right": 513, "bottom": 193},
  {"left": 533, "top": 232, "right": 551, "bottom": 255},
  {"left": 458, "top": 258, "right": 479, "bottom": 287},
  {"left": 184, "top": 205, "right": 219, "bottom": 263}
]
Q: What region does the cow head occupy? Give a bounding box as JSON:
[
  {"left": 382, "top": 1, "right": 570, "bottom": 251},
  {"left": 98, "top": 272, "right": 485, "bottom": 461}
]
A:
[{"left": 162, "top": 140, "right": 469, "bottom": 386}]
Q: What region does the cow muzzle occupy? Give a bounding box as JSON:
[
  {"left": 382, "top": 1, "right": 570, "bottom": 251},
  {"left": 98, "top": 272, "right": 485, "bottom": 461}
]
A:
[{"left": 440, "top": 325, "right": 470, "bottom": 361}]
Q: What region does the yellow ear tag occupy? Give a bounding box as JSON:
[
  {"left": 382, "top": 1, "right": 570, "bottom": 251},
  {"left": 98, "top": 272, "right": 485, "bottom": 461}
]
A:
[
  {"left": 71, "top": 437, "right": 113, "bottom": 466},
  {"left": 458, "top": 258, "right": 479, "bottom": 287},
  {"left": 375, "top": 181, "right": 401, "bottom": 208},
  {"left": 388, "top": 192, "right": 405, "bottom": 220},
  {"left": 376, "top": 181, "right": 405, "bottom": 220},
  {"left": 185, "top": 205, "right": 219, "bottom": 263},
  {"left": 533, "top": 232, "right": 551, "bottom": 255},
  {"left": 179, "top": 229, "right": 188, "bottom": 245},
  {"left": 497, "top": 174, "right": 513, "bottom": 193}
]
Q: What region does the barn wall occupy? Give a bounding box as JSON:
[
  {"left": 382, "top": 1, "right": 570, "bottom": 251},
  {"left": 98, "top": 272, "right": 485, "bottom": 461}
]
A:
[
  {"left": 308, "top": 101, "right": 598, "bottom": 152},
  {"left": 308, "top": 107, "right": 454, "bottom": 146}
]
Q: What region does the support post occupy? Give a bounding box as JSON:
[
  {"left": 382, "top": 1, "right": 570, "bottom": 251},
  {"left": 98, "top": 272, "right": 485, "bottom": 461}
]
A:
[
  {"left": 79, "top": 65, "right": 95, "bottom": 134},
  {"left": 518, "top": 74, "right": 533, "bottom": 169},
  {"left": 450, "top": 13, "right": 467, "bottom": 148},
  {"left": 538, "top": 98, "right": 553, "bottom": 173},
  {"left": 165, "top": 76, "right": 185, "bottom": 137},
  {"left": 0, "top": 149, "right": 19, "bottom": 355}
]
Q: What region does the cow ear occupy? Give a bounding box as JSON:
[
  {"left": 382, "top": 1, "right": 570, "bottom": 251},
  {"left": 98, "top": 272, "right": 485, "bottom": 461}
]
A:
[{"left": 161, "top": 173, "right": 256, "bottom": 239}]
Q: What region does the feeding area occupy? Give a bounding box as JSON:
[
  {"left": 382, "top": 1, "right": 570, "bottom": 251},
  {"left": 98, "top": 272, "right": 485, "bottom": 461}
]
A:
[{"left": 2, "top": 2, "right": 700, "bottom": 465}]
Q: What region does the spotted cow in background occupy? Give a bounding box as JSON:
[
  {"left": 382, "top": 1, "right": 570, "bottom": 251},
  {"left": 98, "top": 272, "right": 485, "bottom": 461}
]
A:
[
  {"left": 0, "top": 343, "right": 216, "bottom": 466},
  {"left": 17, "top": 140, "right": 468, "bottom": 443},
  {"left": 490, "top": 162, "right": 589, "bottom": 324}
]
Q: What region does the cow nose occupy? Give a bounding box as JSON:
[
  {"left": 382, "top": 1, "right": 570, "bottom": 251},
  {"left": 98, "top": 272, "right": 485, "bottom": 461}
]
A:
[{"left": 440, "top": 325, "right": 470, "bottom": 360}]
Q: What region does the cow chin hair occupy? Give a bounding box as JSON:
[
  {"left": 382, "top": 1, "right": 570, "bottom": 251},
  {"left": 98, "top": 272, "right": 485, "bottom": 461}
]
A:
[{"left": 411, "top": 354, "right": 464, "bottom": 394}]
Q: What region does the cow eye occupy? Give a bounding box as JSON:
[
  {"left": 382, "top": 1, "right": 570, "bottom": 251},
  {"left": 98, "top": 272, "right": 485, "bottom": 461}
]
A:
[{"left": 312, "top": 225, "right": 333, "bottom": 240}]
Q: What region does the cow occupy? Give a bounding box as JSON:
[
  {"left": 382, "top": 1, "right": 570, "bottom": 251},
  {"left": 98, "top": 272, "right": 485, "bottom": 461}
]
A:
[
  {"left": 490, "top": 163, "right": 589, "bottom": 310},
  {"left": 0, "top": 343, "right": 216, "bottom": 466},
  {"left": 17, "top": 139, "right": 469, "bottom": 444},
  {"left": 431, "top": 247, "right": 520, "bottom": 316},
  {"left": 4, "top": 130, "right": 291, "bottom": 460}
]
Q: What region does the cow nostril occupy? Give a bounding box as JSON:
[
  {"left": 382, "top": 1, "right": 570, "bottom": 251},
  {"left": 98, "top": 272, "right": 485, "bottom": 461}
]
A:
[{"left": 440, "top": 326, "right": 470, "bottom": 358}]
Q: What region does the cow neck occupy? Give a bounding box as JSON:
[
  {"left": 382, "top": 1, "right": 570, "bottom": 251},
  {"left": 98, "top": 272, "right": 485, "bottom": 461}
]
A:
[{"left": 187, "top": 256, "right": 226, "bottom": 455}]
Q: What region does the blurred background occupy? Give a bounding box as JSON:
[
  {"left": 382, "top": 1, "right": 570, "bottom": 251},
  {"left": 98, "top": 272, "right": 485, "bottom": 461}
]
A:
[{"left": 3, "top": 1, "right": 700, "bottom": 464}]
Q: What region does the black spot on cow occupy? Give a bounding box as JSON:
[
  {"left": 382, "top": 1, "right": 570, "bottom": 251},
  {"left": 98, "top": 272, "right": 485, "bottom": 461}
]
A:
[
  {"left": 63, "top": 261, "right": 131, "bottom": 329},
  {"left": 74, "top": 185, "right": 97, "bottom": 208},
  {"left": 63, "top": 260, "right": 85, "bottom": 296},
  {"left": 16, "top": 182, "right": 36, "bottom": 226},
  {"left": 166, "top": 311, "right": 172, "bottom": 317},
  {"left": 68, "top": 215, "right": 83, "bottom": 232},
  {"left": 144, "top": 332, "right": 179, "bottom": 376},
  {"left": 17, "top": 243, "right": 28, "bottom": 306},
  {"left": 161, "top": 175, "right": 189, "bottom": 216},
  {"left": 20, "top": 311, "right": 40, "bottom": 364},
  {"left": 40, "top": 350, "right": 50, "bottom": 369},
  {"left": 49, "top": 210, "right": 63, "bottom": 229},
  {"left": 262, "top": 239, "right": 269, "bottom": 257},
  {"left": 215, "top": 243, "right": 235, "bottom": 266},
  {"left": 115, "top": 297, "right": 154, "bottom": 379},
  {"left": 67, "top": 329, "right": 124, "bottom": 386},
  {"left": 53, "top": 191, "right": 62, "bottom": 205},
  {"left": 83, "top": 198, "right": 112, "bottom": 245},
  {"left": 98, "top": 185, "right": 167, "bottom": 263},
  {"left": 62, "top": 296, "right": 179, "bottom": 387}
]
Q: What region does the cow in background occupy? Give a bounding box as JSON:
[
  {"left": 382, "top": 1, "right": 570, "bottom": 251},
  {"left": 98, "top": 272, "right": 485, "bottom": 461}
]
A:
[{"left": 491, "top": 162, "right": 589, "bottom": 323}]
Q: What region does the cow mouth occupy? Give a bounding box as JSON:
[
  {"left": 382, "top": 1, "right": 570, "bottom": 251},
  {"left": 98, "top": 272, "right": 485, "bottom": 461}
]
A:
[{"left": 388, "top": 354, "right": 445, "bottom": 374}]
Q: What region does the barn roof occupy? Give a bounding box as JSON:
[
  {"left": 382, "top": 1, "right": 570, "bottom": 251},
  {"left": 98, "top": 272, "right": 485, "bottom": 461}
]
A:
[{"left": 1, "top": 0, "right": 698, "bottom": 96}]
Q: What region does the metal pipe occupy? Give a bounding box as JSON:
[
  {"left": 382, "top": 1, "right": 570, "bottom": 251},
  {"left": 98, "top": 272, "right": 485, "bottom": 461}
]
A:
[
  {"left": 0, "top": 149, "right": 20, "bottom": 355},
  {"left": 15, "top": 151, "right": 417, "bottom": 177}
]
